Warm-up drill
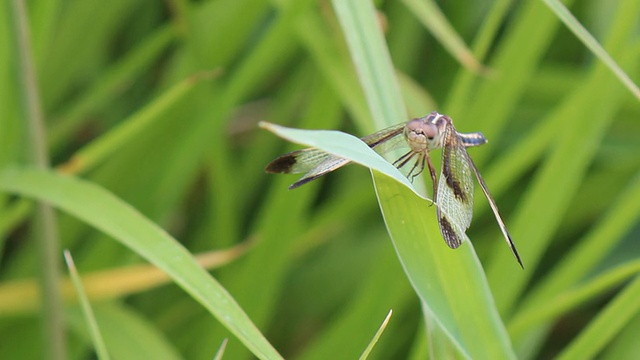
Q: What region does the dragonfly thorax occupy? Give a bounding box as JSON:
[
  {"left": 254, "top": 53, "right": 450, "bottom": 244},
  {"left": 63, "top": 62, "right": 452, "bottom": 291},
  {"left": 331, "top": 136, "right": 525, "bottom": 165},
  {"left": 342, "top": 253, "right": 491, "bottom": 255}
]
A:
[{"left": 403, "top": 118, "right": 440, "bottom": 154}]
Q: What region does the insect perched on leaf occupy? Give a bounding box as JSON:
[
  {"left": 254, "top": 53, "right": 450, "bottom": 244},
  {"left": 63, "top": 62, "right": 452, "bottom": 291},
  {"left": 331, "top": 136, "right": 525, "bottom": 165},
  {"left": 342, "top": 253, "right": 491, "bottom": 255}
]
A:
[{"left": 265, "top": 111, "right": 523, "bottom": 268}]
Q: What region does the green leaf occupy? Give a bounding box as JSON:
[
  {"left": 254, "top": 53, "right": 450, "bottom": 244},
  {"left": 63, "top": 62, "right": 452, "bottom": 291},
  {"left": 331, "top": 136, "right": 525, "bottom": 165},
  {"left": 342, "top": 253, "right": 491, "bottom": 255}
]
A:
[
  {"left": 486, "top": 0, "right": 640, "bottom": 317},
  {"left": 542, "top": 0, "right": 640, "bottom": 100},
  {"left": 332, "top": 0, "right": 406, "bottom": 130},
  {"left": 261, "top": 108, "right": 517, "bottom": 359},
  {"left": 0, "top": 167, "right": 282, "bottom": 360},
  {"left": 59, "top": 73, "right": 213, "bottom": 175},
  {"left": 509, "top": 260, "right": 640, "bottom": 338},
  {"left": 63, "top": 251, "right": 111, "bottom": 360},
  {"left": 400, "top": 0, "right": 486, "bottom": 74},
  {"left": 259, "top": 122, "right": 421, "bottom": 197},
  {"left": 510, "top": 172, "right": 640, "bottom": 337},
  {"left": 328, "top": 0, "right": 517, "bottom": 358},
  {"left": 373, "top": 173, "right": 515, "bottom": 359},
  {"left": 556, "top": 276, "right": 640, "bottom": 359},
  {"left": 67, "top": 303, "right": 183, "bottom": 360},
  {"left": 359, "top": 310, "right": 393, "bottom": 360}
]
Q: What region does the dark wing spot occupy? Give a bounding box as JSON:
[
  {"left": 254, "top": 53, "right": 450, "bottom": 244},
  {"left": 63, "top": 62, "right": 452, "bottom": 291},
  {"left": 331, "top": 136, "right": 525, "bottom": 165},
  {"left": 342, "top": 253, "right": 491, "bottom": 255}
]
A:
[
  {"left": 442, "top": 171, "right": 468, "bottom": 202},
  {"left": 441, "top": 139, "right": 468, "bottom": 202},
  {"left": 265, "top": 152, "right": 300, "bottom": 173},
  {"left": 439, "top": 216, "right": 462, "bottom": 249}
]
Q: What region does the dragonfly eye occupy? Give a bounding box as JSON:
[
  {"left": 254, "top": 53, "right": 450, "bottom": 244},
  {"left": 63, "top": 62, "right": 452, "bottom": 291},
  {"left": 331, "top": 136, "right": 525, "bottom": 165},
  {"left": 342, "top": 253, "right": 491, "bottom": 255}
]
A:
[
  {"left": 404, "top": 120, "right": 440, "bottom": 152},
  {"left": 422, "top": 123, "right": 439, "bottom": 141}
]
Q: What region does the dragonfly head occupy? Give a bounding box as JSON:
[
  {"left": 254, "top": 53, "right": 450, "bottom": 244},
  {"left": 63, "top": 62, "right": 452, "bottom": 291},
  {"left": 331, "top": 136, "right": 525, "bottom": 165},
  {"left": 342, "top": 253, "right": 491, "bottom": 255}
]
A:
[{"left": 404, "top": 117, "right": 441, "bottom": 153}]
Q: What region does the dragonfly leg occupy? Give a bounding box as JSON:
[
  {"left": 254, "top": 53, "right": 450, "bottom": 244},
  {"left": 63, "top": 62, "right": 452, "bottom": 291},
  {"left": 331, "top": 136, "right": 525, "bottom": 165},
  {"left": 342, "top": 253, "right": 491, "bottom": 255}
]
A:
[
  {"left": 424, "top": 150, "right": 438, "bottom": 206},
  {"left": 411, "top": 154, "right": 426, "bottom": 179},
  {"left": 393, "top": 151, "right": 421, "bottom": 180},
  {"left": 392, "top": 150, "right": 416, "bottom": 169},
  {"left": 406, "top": 154, "right": 426, "bottom": 182},
  {"left": 406, "top": 156, "right": 419, "bottom": 180}
]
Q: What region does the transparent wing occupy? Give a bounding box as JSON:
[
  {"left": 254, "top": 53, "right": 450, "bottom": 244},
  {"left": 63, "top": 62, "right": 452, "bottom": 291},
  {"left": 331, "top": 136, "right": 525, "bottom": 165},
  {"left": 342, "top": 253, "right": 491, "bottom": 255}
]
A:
[
  {"left": 265, "top": 148, "right": 341, "bottom": 175},
  {"left": 436, "top": 123, "right": 474, "bottom": 248},
  {"left": 265, "top": 123, "right": 406, "bottom": 189},
  {"left": 361, "top": 123, "right": 407, "bottom": 155}
]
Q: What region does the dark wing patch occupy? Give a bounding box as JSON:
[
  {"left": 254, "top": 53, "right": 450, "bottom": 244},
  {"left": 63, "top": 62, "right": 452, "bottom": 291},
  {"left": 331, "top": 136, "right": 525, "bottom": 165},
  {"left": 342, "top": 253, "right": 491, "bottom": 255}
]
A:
[
  {"left": 435, "top": 120, "right": 474, "bottom": 248},
  {"left": 439, "top": 215, "right": 462, "bottom": 248},
  {"left": 265, "top": 150, "right": 301, "bottom": 173}
]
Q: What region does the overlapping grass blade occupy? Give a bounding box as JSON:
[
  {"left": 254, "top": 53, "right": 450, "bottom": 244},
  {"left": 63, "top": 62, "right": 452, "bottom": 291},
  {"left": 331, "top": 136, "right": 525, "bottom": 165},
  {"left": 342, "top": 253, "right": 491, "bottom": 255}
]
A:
[
  {"left": 542, "top": 0, "right": 640, "bottom": 100},
  {"left": 556, "top": 276, "right": 640, "bottom": 359},
  {"left": 331, "top": 0, "right": 516, "bottom": 358},
  {"left": 400, "top": 0, "right": 486, "bottom": 74},
  {"left": 63, "top": 251, "right": 111, "bottom": 360},
  {"left": 0, "top": 167, "right": 282, "bottom": 360},
  {"left": 359, "top": 310, "right": 393, "bottom": 360}
]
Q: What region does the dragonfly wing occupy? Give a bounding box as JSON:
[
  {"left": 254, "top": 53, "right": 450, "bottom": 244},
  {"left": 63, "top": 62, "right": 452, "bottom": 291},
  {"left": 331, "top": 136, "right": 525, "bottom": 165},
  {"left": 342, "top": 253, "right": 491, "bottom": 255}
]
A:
[
  {"left": 265, "top": 148, "right": 350, "bottom": 189},
  {"left": 266, "top": 122, "right": 407, "bottom": 189},
  {"left": 266, "top": 148, "right": 337, "bottom": 174},
  {"left": 436, "top": 124, "right": 474, "bottom": 248},
  {"left": 288, "top": 156, "right": 350, "bottom": 189},
  {"left": 362, "top": 123, "right": 406, "bottom": 155}
]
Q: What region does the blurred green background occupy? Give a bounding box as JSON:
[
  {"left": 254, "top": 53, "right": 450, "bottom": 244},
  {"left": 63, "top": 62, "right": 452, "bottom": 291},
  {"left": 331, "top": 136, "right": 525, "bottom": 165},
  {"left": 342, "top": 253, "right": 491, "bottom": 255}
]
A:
[{"left": 1, "top": 0, "right": 639, "bottom": 359}]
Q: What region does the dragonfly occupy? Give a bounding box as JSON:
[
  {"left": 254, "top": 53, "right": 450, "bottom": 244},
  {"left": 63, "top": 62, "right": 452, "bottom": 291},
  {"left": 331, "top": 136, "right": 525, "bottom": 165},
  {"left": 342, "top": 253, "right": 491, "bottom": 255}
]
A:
[{"left": 265, "top": 111, "right": 523, "bottom": 268}]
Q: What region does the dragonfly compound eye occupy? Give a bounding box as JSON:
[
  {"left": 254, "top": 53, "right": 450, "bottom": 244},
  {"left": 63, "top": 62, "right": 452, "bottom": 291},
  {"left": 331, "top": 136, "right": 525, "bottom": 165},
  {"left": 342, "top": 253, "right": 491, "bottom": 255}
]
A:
[
  {"left": 404, "top": 120, "right": 439, "bottom": 152},
  {"left": 422, "top": 123, "right": 438, "bottom": 140}
]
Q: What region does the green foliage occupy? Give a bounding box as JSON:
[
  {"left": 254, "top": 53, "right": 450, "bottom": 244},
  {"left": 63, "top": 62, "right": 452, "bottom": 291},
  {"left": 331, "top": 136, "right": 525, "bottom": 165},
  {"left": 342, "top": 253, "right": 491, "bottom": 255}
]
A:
[{"left": 1, "top": 0, "right": 639, "bottom": 359}]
